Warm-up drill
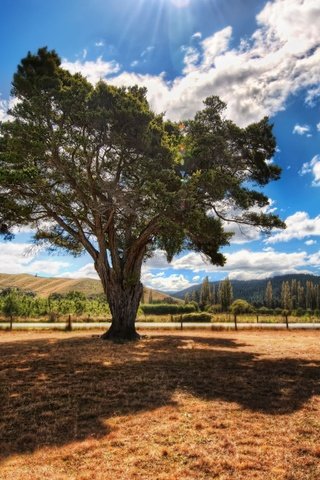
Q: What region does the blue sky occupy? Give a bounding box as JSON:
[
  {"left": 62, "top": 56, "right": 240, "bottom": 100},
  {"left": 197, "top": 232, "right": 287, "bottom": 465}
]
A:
[{"left": 1, "top": 0, "right": 320, "bottom": 292}]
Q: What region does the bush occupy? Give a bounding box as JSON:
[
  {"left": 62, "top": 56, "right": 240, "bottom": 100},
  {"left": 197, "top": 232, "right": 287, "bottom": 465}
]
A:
[
  {"left": 258, "top": 306, "right": 272, "bottom": 315},
  {"left": 181, "top": 312, "right": 212, "bottom": 322},
  {"left": 230, "top": 299, "right": 254, "bottom": 314},
  {"left": 206, "top": 304, "right": 222, "bottom": 313}
]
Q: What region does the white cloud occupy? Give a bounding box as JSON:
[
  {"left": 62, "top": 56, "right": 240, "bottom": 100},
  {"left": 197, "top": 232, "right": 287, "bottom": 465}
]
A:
[
  {"left": 200, "top": 26, "right": 233, "bottom": 69},
  {"left": 95, "top": 41, "right": 104, "bottom": 47},
  {"left": 192, "top": 275, "right": 200, "bottom": 281},
  {"left": 267, "top": 211, "right": 320, "bottom": 243},
  {"left": 60, "top": 263, "right": 98, "bottom": 279},
  {"left": 0, "top": 242, "right": 69, "bottom": 276},
  {"left": 181, "top": 46, "right": 200, "bottom": 74},
  {"left": 317, "top": 122, "right": 320, "bottom": 131},
  {"left": 143, "top": 250, "right": 171, "bottom": 270},
  {"left": 305, "top": 239, "right": 317, "bottom": 246},
  {"left": 191, "top": 32, "right": 202, "bottom": 41},
  {"left": 305, "top": 85, "right": 320, "bottom": 106},
  {"left": 142, "top": 272, "right": 193, "bottom": 291},
  {"left": 300, "top": 155, "right": 320, "bottom": 186},
  {"left": 59, "top": 0, "right": 319, "bottom": 127},
  {"left": 61, "top": 57, "right": 120, "bottom": 84},
  {"left": 170, "top": 248, "right": 318, "bottom": 280},
  {"left": 292, "top": 124, "right": 310, "bottom": 135},
  {"left": 0, "top": 97, "right": 19, "bottom": 122}
]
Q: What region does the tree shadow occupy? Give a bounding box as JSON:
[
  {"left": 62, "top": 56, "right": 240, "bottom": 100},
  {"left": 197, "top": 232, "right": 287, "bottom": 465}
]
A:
[{"left": 0, "top": 333, "right": 319, "bottom": 459}]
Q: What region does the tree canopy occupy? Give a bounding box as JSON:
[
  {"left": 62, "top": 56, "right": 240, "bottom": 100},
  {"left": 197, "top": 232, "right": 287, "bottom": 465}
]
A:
[{"left": 0, "top": 47, "right": 285, "bottom": 340}]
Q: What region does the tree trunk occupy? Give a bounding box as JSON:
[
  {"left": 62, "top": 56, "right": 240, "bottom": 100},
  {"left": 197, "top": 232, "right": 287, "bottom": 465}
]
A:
[{"left": 101, "top": 280, "right": 143, "bottom": 342}]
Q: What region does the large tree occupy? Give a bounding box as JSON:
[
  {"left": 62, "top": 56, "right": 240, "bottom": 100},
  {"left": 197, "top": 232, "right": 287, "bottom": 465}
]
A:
[{"left": 0, "top": 48, "right": 284, "bottom": 340}]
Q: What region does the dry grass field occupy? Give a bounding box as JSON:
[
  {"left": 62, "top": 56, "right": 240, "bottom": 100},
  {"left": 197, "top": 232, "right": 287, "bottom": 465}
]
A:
[
  {"left": 0, "top": 272, "right": 174, "bottom": 301},
  {"left": 0, "top": 329, "right": 319, "bottom": 480}
]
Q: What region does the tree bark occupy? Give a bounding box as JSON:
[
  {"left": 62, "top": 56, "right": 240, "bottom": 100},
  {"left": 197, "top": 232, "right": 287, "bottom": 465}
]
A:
[{"left": 100, "top": 278, "right": 143, "bottom": 342}]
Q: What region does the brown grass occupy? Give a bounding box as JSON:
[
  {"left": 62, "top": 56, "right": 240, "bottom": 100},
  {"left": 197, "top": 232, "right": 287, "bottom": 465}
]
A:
[{"left": 0, "top": 329, "right": 319, "bottom": 479}]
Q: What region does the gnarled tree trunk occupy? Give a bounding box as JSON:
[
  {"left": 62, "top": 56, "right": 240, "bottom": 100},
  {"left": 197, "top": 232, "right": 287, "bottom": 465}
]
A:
[{"left": 101, "top": 280, "right": 143, "bottom": 341}]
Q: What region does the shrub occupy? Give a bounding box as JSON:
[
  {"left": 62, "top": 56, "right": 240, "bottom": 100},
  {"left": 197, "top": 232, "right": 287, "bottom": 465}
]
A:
[
  {"left": 230, "top": 299, "right": 254, "bottom": 314},
  {"left": 207, "top": 304, "right": 222, "bottom": 313},
  {"left": 181, "top": 312, "right": 212, "bottom": 322},
  {"left": 258, "top": 306, "right": 271, "bottom": 315},
  {"left": 141, "top": 303, "right": 197, "bottom": 315}
]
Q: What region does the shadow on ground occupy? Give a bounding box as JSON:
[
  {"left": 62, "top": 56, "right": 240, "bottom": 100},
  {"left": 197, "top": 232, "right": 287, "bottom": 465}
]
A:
[{"left": 0, "top": 334, "right": 319, "bottom": 459}]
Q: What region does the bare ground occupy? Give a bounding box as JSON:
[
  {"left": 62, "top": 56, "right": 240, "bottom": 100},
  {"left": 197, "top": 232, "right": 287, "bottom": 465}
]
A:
[{"left": 0, "top": 329, "right": 319, "bottom": 479}]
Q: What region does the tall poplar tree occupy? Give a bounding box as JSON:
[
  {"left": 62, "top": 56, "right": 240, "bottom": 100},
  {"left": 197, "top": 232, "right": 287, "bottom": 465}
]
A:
[{"left": 264, "top": 280, "right": 273, "bottom": 308}]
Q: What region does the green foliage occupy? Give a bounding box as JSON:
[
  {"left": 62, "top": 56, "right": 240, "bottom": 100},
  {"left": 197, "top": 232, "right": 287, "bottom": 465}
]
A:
[
  {"left": 0, "top": 289, "right": 110, "bottom": 319},
  {"left": 258, "top": 306, "right": 273, "bottom": 315},
  {"left": 181, "top": 312, "right": 212, "bottom": 322},
  {"left": 141, "top": 303, "right": 196, "bottom": 315},
  {"left": 0, "top": 47, "right": 285, "bottom": 336},
  {"left": 206, "top": 304, "right": 222, "bottom": 313},
  {"left": 2, "top": 290, "right": 20, "bottom": 318},
  {"left": 218, "top": 278, "right": 233, "bottom": 311},
  {"left": 230, "top": 299, "right": 255, "bottom": 314}
]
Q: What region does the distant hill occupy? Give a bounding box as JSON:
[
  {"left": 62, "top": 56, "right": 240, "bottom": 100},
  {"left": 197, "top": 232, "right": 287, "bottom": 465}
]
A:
[
  {"left": 0, "top": 272, "right": 176, "bottom": 302},
  {"left": 171, "top": 273, "right": 320, "bottom": 306}
]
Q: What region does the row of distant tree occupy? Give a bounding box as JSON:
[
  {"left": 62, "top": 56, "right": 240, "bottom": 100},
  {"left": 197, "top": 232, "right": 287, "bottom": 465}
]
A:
[
  {"left": 184, "top": 277, "right": 320, "bottom": 314},
  {"left": 184, "top": 277, "right": 233, "bottom": 311}
]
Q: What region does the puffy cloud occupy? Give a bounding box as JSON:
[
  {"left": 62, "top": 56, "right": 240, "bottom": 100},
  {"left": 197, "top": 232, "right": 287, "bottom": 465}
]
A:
[
  {"left": 61, "top": 57, "right": 120, "bottom": 84},
  {"left": 0, "top": 243, "right": 69, "bottom": 276},
  {"left": 266, "top": 211, "right": 320, "bottom": 243},
  {"left": 200, "top": 26, "right": 233, "bottom": 69},
  {"left": 141, "top": 272, "right": 193, "bottom": 291},
  {"left": 317, "top": 122, "right": 320, "bottom": 131},
  {"left": 292, "top": 124, "right": 310, "bottom": 135},
  {"left": 0, "top": 97, "right": 19, "bottom": 122},
  {"left": 305, "top": 239, "right": 317, "bottom": 246},
  {"left": 170, "top": 248, "right": 318, "bottom": 280},
  {"left": 59, "top": 0, "right": 320, "bottom": 127},
  {"left": 300, "top": 155, "right": 320, "bottom": 187},
  {"left": 60, "top": 263, "right": 99, "bottom": 279},
  {"left": 191, "top": 32, "right": 202, "bottom": 41}
]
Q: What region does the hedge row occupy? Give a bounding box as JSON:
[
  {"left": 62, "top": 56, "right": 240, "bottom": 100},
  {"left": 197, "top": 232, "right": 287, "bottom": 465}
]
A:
[{"left": 141, "top": 303, "right": 197, "bottom": 315}]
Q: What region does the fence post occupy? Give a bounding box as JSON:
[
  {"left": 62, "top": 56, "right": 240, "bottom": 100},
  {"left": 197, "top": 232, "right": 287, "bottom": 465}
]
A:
[
  {"left": 234, "top": 313, "right": 238, "bottom": 331},
  {"left": 180, "top": 314, "right": 183, "bottom": 330},
  {"left": 285, "top": 313, "right": 289, "bottom": 330},
  {"left": 66, "top": 314, "right": 72, "bottom": 331}
]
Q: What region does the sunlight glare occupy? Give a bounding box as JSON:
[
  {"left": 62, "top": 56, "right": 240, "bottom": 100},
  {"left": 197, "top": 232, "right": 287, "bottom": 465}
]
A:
[{"left": 170, "top": 0, "right": 190, "bottom": 8}]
